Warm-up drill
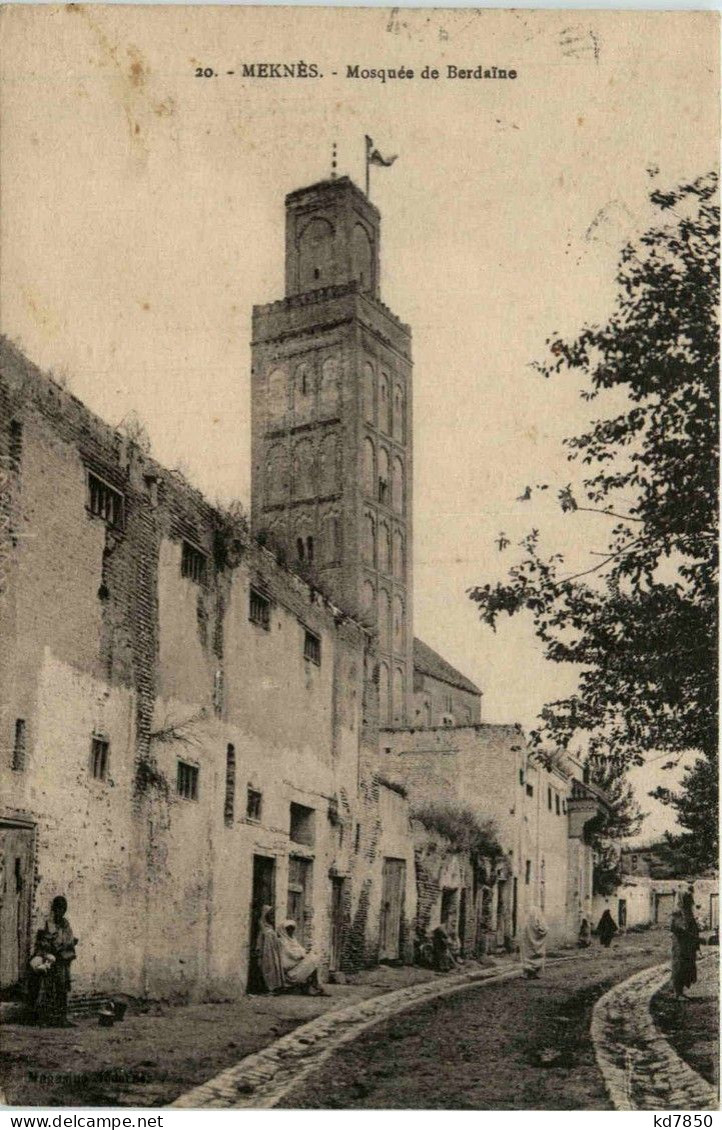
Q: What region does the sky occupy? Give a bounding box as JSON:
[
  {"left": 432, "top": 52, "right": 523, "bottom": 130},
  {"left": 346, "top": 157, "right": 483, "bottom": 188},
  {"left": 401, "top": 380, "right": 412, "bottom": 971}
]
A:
[{"left": 1, "top": 6, "right": 717, "bottom": 841}]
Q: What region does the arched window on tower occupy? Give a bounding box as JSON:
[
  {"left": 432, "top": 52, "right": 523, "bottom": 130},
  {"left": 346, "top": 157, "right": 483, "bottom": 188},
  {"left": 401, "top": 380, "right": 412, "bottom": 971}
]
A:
[
  {"left": 320, "top": 357, "right": 339, "bottom": 413},
  {"left": 294, "top": 363, "right": 314, "bottom": 421},
  {"left": 362, "top": 578, "right": 376, "bottom": 614},
  {"left": 267, "top": 368, "right": 288, "bottom": 423},
  {"left": 363, "top": 512, "right": 376, "bottom": 566},
  {"left": 379, "top": 373, "right": 390, "bottom": 434},
  {"left": 322, "top": 512, "right": 341, "bottom": 564},
  {"left": 378, "top": 661, "right": 390, "bottom": 725},
  {"left": 393, "top": 595, "right": 404, "bottom": 650},
  {"left": 379, "top": 521, "right": 391, "bottom": 574},
  {"left": 298, "top": 216, "right": 335, "bottom": 292},
  {"left": 296, "top": 537, "right": 305, "bottom": 562},
  {"left": 363, "top": 436, "right": 375, "bottom": 497},
  {"left": 265, "top": 444, "right": 288, "bottom": 505},
  {"left": 393, "top": 528, "right": 405, "bottom": 579},
  {"left": 392, "top": 457, "right": 404, "bottom": 512},
  {"left": 378, "top": 447, "right": 390, "bottom": 505},
  {"left": 352, "top": 223, "right": 373, "bottom": 293},
  {"left": 393, "top": 667, "right": 405, "bottom": 724},
  {"left": 379, "top": 588, "right": 391, "bottom": 649},
  {"left": 306, "top": 536, "right": 314, "bottom": 563},
  {"left": 320, "top": 432, "right": 338, "bottom": 494},
  {"left": 393, "top": 384, "right": 404, "bottom": 441},
  {"left": 292, "top": 438, "right": 314, "bottom": 499},
  {"left": 363, "top": 362, "right": 375, "bottom": 423}
]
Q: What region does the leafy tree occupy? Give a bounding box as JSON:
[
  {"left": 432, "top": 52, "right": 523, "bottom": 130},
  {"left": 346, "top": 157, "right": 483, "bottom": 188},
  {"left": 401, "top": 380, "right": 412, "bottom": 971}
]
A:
[{"left": 469, "top": 173, "right": 719, "bottom": 869}]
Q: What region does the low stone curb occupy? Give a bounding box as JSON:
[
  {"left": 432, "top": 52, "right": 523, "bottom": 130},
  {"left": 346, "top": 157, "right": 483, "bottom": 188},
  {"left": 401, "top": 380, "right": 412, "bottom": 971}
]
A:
[
  {"left": 171, "top": 961, "right": 526, "bottom": 1109},
  {"left": 591, "top": 958, "right": 718, "bottom": 1112}
]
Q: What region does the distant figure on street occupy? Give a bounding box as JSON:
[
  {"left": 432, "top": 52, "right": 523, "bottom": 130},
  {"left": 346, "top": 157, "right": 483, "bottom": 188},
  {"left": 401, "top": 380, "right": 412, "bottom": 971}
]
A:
[
  {"left": 28, "top": 895, "right": 78, "bottom": 1026},
  {"left": 521, "top": 906, "right": 548, "bottom": 978},
  {"left": 671, "top": 891, "right": 700, "bottom": 999},
  {"left": 578, "top": 918, "right": 592, "bottom": 948},
  {"left": 446, "top": 921, "right": 463, "bottom": 964},
  {"left": 256, "top": 904, "right": 285, "bottom": 994},
  {"left": 597, "top": 909, "right": 618, "bottom": 948},
  {"left": 431, "top": 923, "right": 455, "bottom": 972},
  {"left": 278, "top": 919, "right": 327, "bottom": 995}
]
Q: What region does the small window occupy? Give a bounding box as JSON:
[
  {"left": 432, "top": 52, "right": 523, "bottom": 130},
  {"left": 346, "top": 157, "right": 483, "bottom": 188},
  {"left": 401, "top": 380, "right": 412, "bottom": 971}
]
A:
[
  {"left": 249, "top": 587, "right": 270, "bottom": 630},
  {"left": 547, "top": 787, "right": 552, "bottom": 811},
  {"left": 304, "top": 628, "right": 321, "bottom": 666},
  {"left": 290, "top": 802, "right": 315, "bottom": 846},
  {"left": 296, "top": 537, "right": 305, "bottom": 561},
  {"left": 177, "top": 760, "right": 199, "bottom": 800},
  {"left": 181, "top": 541, "right": 207, "bottom": 584},
  {"left": 224, "top": 744, "right": 236, "bottom": 825},
  {"left": 525, "top": 859, "right": 532, "bottom": 885},
  {"left": 88, "top": 472, "right": 124, "bottom": 529},
  {"left": 354, "top": 823, "right": 362, "bottom": 853},
  {"left": 526, "top": 782, "right": 534, "bottom": 798},
  {"left": 378, "top": 477, "right": 388, "bottom": 505},
  {"left": 12, "top": 719, "right": 26, "bottom": 771},
  {"left": 519, "top": 769, "right": 525, "bottom": 786},
  {"left": 91, "top": 736, "right": 109, "bottom": 780},
  {"left": 555, "top": 793, "right": 561, "bottom": 816},
  {"left": 562, "top": 799, "right": 567, "bottom": 814},
  {"left": 247, "top": 787, "right": 262, "bottom": 821}
]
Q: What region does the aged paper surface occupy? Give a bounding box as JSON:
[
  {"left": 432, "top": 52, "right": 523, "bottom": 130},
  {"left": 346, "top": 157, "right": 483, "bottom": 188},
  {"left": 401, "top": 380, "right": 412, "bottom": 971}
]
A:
[{"left": 0, "top": 4, "right": 719, "bottom": 1113}]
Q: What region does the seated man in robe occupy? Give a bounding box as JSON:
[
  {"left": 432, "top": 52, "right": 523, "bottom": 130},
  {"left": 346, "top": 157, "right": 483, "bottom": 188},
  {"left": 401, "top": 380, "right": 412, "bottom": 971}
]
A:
[{"left": 277, "top": 919, "right": 327, "bottom": 995}]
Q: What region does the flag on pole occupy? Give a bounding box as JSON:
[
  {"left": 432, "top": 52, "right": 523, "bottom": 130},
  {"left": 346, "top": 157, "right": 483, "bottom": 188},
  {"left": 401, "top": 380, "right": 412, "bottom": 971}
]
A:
[
  {"left": 365, "top": 136, "right": 398, "bottom": 196},
  {"left": 369, "top": 146, "right": 398, "bottom": 168}
]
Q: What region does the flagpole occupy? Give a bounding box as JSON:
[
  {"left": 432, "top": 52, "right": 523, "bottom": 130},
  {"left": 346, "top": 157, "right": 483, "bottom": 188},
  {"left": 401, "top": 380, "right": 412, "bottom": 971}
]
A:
[{"left": 365, "top": 135, "right": 372, "bottom": 198}]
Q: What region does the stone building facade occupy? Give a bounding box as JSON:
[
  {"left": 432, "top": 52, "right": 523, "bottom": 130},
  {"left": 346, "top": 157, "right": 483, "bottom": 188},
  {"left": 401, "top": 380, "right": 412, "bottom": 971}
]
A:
[{"left": 0, "top": 338, "right": 415, "bottom": 999}]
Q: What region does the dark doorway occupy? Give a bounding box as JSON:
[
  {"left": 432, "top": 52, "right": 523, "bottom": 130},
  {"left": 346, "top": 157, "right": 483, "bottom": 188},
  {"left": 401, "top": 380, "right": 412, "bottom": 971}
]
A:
[
  {"left": 618, "top": 898, "right": 627, "bottom": 928},
  {"left": 511, "top": 877, "right": 518, "bottom": 937},
  {"left": 0, "top": 824, "right": 34, "bottom": 993},
  {"left": 458, "top": 888, "right": 467, "bottom": 953},
  {"left": 330, "top": 877, "right": 346, "bottom": 972},
  {"left": 247, "top": 854, "right": 276, "bottom": 992},
  {"left": 379, "top": 858, "right": 406, "bottom": 961}
]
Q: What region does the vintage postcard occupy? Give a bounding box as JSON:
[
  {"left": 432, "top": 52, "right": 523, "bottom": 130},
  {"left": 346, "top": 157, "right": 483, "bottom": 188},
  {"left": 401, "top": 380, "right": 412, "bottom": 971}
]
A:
[{"left": 0, "top": 4, "right": 718, "bottom": 1113}]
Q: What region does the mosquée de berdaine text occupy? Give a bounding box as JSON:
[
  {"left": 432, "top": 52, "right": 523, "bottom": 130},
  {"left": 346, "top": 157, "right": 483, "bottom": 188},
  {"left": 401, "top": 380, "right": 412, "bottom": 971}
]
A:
[{"left": 346, "top": 64, "right": 518, "bottom": 81}]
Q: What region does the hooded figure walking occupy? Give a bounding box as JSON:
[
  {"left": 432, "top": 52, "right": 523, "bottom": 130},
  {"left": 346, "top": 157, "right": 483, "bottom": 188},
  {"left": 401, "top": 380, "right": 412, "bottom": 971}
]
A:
[
  {"left": 671, "top": 892, "right": 700, "bottom": 999},
  {"left": 597, "top": 909, "right": 618, "bottom": 948},
  {"left": 521, "top": 906, "right": 548, "bottom": 978}
]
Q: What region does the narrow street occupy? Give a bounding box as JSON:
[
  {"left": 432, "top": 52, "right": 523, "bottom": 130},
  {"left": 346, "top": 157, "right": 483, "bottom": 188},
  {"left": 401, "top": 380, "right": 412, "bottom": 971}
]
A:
[{"left": 280, "top": 932, "right": 690, "bottom": 1110}]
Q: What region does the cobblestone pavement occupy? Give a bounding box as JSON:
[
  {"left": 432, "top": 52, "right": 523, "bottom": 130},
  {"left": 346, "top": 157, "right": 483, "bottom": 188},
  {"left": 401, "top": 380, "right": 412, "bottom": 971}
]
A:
[
  {"left": 172, "top": 960, "right": 526, "bottom": 1108},
  {"left": 591, "top": 955, "right": 718, "bottom": 1111}
]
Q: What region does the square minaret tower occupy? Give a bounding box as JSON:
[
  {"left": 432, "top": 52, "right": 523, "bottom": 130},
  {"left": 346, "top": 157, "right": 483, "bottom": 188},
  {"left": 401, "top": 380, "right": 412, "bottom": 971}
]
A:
[{"left": 251, "top": 176, "right": 413, "bottom": 726}]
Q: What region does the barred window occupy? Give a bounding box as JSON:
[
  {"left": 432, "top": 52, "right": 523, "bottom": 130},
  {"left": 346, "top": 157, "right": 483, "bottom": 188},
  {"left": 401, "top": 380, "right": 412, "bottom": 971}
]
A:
[
  {"left": 177, "top": 760, "right": 199, "bottom": 800},
  {"left": 249, "top": 587, "right": 270, "bottom": 630},
  {"left": 224, "top": 744, "right": 236, "bottom": 825},
  {"left": 88, "top": 472, "right": 124, "bottom": 528},
  {"left": 12, "top": 719, "right": 26, "bottom": 771},
  {"left": 555, "top": 793, "right": 561, "bottom": 816},
  {"left": 181, "top": 541, "right": 207, "bottom": 584},
  {"left": 303, "top": 628, "right": 321, "bottom": 666},
  {"left": 247, "top": 787, "right": 262, "bottom": 821},
  {"left": 91, "top": 736, "right": 109, "bottom": 780}
]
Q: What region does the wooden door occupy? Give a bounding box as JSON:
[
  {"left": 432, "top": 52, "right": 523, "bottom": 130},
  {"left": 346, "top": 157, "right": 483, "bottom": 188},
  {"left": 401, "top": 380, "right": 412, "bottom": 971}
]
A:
[
  {"left": 0, "top": 825, "right": 34, "bottom": 990},
  {"left": 247, "top": 854, "right": 275, "bottom": 992},
  {"left": 379, "top": 858, "right": 405, "bottom": 961},
  {"left": 286, "top": 857, "right": 312, "bottom": 947},
  {"left": 655, "top": 892, "right": 675, "bottom": 925},
  {"left": 330, "top": 877, "right": 345, "bottom": 971}
]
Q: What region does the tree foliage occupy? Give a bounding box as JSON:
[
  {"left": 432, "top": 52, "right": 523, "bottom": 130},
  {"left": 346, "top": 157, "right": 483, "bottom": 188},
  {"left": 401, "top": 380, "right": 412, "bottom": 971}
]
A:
[{"left": 469, "top": 173, "right": 719, "bottom": 868}]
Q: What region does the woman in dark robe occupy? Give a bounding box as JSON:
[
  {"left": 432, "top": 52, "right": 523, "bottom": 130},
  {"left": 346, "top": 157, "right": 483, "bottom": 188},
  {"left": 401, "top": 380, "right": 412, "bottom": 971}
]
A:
[
  {"left": 255, "top": 905, "right": 285, "bottom": 993},
  {"left": 597, "top": 909, "right": 618, "bottom": 948},
  {"left": 34, "top": 896, "right": 77, "bottom": 1026},
  {"left": 671, "top": 892, "right": 700, "bottom": 999}
]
